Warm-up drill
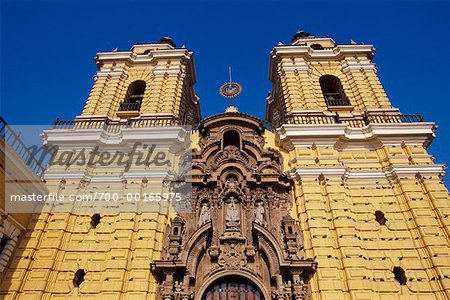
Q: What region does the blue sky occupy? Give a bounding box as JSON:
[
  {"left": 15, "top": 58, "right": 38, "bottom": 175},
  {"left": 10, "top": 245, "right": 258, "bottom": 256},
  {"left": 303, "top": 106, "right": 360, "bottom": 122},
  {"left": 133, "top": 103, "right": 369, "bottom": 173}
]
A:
[{"left": 1, "top": 1, "right": 450, "bottom": 170}]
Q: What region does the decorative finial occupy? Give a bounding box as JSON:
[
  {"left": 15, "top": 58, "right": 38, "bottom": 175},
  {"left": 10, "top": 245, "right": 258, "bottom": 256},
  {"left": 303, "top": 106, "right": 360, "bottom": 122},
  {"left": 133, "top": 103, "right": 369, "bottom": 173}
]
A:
[
  {"left": 156, "top": 36, "right": 176, "bottom": 48},
  {"left": 291, "top": 30, "right": 312, "bottom": 43},
  {"left": 219, "top": 66, "right": 242, "bottom": 112}
]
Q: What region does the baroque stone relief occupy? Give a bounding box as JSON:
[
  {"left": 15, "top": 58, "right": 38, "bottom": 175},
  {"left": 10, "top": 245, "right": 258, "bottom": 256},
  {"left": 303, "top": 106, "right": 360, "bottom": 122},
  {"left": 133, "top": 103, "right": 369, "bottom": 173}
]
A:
[{"left": 152, "top": 112, "right": 316, "bottom": 300}]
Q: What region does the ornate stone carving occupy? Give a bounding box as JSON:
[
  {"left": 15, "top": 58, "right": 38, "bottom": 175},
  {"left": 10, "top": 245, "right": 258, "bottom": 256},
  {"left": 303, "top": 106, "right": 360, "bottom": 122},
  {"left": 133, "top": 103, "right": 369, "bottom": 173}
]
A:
[
  {"left": 152, "top": 112, "right": 316, "bottom": 300},
  {"left": 167, "top": 215, "right": 184, "bottom": 260},
  {"left": 218, "top": 240, "right": 247, "bottom": 269}
]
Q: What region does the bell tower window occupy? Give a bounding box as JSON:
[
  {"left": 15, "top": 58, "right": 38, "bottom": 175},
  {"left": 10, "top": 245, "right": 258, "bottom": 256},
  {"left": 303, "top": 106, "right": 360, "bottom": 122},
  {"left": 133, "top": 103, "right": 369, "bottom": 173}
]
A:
[
  {"left": 319, "top": 75, "right": 350, "bottom": 107},
  {"left": 120, "top": 80, "right": 146, "bottom": 111},
  {"left": 223, "top": 130, "right": 240, "bottom": 149}
]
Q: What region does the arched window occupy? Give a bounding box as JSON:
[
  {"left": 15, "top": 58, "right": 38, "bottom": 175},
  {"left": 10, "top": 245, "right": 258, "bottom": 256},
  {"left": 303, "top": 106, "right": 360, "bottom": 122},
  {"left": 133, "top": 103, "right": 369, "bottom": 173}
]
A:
[
  {"left": 223, "top": 130, "right": 240, "bottom": 149},
  {"left": 319, "top": 75, "right": 350, "bottom": 107},
  {"left": 120, "top": 80, "right": 146, "bottom": 111}
]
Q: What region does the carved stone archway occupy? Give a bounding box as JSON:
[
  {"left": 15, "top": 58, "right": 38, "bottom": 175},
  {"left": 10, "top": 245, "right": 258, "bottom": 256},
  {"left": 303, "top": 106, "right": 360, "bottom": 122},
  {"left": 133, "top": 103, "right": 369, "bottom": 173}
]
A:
[
  {"left": 151, "top": 112, "right": 317, "bottom": 300},
  {"left": 199, "top": 273, "right": 269, "bottom": 300}
]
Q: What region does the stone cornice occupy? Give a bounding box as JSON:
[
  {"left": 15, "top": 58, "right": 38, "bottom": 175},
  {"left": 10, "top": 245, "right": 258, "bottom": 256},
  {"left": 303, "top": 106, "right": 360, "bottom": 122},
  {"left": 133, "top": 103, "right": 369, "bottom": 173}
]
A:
[
  {"left": 276, "top": 122, "right": 436, "bottom": 150},
  {"left": 289, "top": 164, "right": 446, "bottom": 181},
  {"left": 289, "top": 166, "right": 348, "bottom": 178},
  {"left": 269, "top": 44, "right": 375, "bottom": 81},
  {"left": 43, "top": 171, "right": 171, "bottom": 181},
  {"left": 0, "top": 208, "right": 27, "bottom": 232},
  {"left": 386, "top": 164, "right": 446, "bottom": 177},
  {"left": 341, "top": 59, "right": 377, "bottom": 73},
  {"left": 3, "top": 143, "right": 47, "bottom": 193},
  {"left": 271, "top": 44, "right": 374, "bottom": 59},
  {"left": 96, "top": 48, "right": 191, "bottom": 64},
  {"left": 95, "top": 48, "right": 197, "bottom": 84},
  {"left": 42, "top": 126, "right": 190, "bottom": 149},
  {"left": 278, "top": 60, "right": 311, "bottom": 73},
  {"left": 96, "top": 67, "right": 128, "bottom": 78}
]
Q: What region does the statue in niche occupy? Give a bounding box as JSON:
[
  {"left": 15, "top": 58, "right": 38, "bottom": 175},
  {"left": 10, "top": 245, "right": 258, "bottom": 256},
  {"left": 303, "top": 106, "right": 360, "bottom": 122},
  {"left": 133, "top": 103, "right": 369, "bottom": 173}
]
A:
[
  {"left": 225, "top": 196, "right": 240, "bottom": 230},
  {"left": 198, "top": 202, "right": 210, "bottom": 226},
  {"left": 255, "top": 201, "right": 265, "bottom": 224}
]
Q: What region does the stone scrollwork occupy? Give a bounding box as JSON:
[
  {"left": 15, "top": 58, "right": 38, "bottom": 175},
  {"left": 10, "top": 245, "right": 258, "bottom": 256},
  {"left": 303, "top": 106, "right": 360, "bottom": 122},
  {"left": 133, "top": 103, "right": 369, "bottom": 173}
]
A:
[
  {"left": 152, "top": 112, "right": 316, "bottom": 300},
  {"left": 218, "top": 240, "right": 247, "bottom": 269}
]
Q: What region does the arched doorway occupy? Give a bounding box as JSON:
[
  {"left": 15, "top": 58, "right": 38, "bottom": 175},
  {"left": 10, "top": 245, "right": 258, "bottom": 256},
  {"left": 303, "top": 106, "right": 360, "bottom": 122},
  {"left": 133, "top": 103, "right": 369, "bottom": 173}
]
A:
[{"left": 202, "top": 276, "right": 264, "bottom": 300}]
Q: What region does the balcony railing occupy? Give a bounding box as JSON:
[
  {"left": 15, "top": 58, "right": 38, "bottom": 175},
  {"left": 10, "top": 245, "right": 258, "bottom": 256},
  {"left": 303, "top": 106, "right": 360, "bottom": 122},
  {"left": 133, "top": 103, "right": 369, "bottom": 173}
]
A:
[
  {"left": 52, "top": 112, "right": 426, "bottom": 135},
  {"left": 119, "top": 102, "right": 141, "bottom": 111},
  {"left": 283, "top": 115, "right": 337, "bottom": 125},
  {"left": 366, "top": 114, "right": 425, "bottom": 123},
  {"left": 52, "top": 116, "right": 182, "bottom": 130},
  {"left": 0, "top": 116, "right": 45, "bottom": 176},
  {"left": 324, "top": 93, "right": 351, "bottom": 107},
  {"left": 276, "top": 113, "right": 426, "bottom": 128}
]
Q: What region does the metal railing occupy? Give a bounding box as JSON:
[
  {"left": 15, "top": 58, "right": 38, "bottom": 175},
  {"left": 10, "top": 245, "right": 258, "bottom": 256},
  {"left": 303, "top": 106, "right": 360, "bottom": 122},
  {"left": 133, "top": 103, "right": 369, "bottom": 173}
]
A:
[
  {"left": 0, "top": 116, "right": 45, "bottom": 176},
  {"left": 52, "top": 118, "right": 107, "bottom": 129},
  {"left": 366, "top": 114, "right": 425, "bottom": 124},
  {"left": 52, "top": 116, "right": 183, "bottom": 130},
  {"left": 130, "top": 117, "right": 181, "bottom": 127},
  {"left": 324, "top": 93, "right": 351, "bottom": 106},
  {"left": 275, "top": 113, "right": 425, "bottom": 128},
  {"left": 119, "top": 102, "right": 141, "bottom": 111},
  {"left": 283, "top": 114, "right": 337, "bottom": 125},
  {"left": 52, "top": 112, "right": 426, "bottom": 135}
]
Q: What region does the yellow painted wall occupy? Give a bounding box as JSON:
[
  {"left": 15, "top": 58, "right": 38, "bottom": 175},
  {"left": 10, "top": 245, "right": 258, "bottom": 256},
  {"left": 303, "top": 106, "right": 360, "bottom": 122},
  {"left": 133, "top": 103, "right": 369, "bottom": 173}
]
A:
[{"left": 286, "top": 145, "right": 450, "bottom": 299}]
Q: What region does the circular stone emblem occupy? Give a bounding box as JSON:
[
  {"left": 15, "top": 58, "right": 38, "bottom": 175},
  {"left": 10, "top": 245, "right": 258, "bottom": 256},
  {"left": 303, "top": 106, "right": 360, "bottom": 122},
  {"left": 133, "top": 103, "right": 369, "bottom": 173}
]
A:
[{"left": 219, "top": 82, "right": 242, "bottom": 98}]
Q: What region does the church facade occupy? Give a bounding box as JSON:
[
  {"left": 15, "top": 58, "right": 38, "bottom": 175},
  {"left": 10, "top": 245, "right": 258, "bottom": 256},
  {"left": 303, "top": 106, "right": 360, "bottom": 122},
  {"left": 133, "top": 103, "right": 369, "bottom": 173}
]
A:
[{"left": 1, "top": 32, "right": 450, "bottom": 299}]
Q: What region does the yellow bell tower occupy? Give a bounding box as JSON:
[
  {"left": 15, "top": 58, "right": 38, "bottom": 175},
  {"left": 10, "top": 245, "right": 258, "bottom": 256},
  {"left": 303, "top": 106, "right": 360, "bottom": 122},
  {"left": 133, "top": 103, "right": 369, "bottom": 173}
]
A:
[
  {"left": 267, "top": 30, "right": 392, "bottom": 124},
  {"left": 81, "top": 37, "right": 200, "bottom": 124},
  {"left": 268, "top": 31, "right": 450, "bottom": 299},
  {"left": 0, "top": 37, "right": 199, "bottom": 300}
]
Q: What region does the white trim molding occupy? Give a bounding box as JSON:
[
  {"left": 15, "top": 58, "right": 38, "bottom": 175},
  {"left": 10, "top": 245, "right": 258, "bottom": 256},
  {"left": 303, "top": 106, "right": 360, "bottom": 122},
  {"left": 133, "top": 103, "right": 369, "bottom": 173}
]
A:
[
  {"left": 288, "top": 164, "right": 446, "bottom": 182},
  {"left": 341, "top": 59, "right": 377, "bottom": 73},
  {"left": 276, "top": 122, "right": 437, "bottom": 150}
]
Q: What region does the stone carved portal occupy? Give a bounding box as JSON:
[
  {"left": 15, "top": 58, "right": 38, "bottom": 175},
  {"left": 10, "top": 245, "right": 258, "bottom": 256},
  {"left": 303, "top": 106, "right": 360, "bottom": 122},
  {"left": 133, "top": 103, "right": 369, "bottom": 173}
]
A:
[
  {"left": 202, "top": 276, "right": 263, "bottom": 300},
  {"left": 151, "top": 112, "right": 317, "bottom": 300}
]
